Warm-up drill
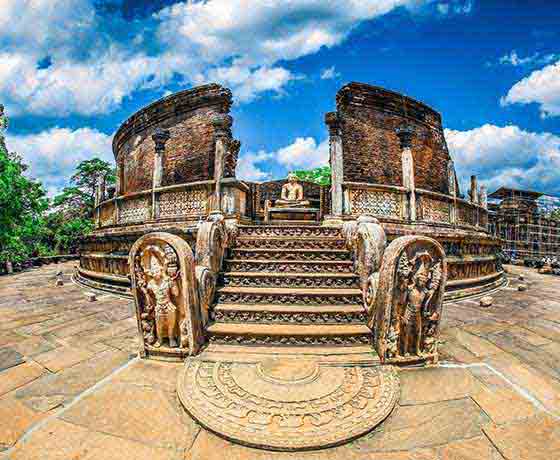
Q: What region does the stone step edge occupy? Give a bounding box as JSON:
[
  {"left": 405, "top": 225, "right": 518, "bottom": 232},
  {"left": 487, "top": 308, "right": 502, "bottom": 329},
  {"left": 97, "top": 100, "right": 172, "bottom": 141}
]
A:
[
  {"left": 212, "top": 303, "right": 366, "bottom": 313},
  {"left": 225, "top": 259, "right": 353, "bottom": 265},
  {"left": 231, "top": 248, "right": 350, "bottom": 253},
  {"left": 217, "top": 286, "right": 362, "bottom": 295},
  {"left": 206, "top": 322, "right": 372, "bottom": 336},
  {"left": 222, "top": 271, "right": 358, "bottom": 278}
]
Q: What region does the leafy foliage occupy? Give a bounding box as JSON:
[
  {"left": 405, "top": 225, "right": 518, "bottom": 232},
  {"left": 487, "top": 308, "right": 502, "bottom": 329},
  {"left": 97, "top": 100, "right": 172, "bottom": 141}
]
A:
[
  {"left": 1, "top": 106, "right": 114, "bottom": 267},
  {"left": 292, "top": 166, "right": 331, "bottom": 185}
]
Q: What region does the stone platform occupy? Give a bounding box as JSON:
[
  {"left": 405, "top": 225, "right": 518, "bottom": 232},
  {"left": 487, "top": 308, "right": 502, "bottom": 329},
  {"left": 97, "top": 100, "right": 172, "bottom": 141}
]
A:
[{"left": 1, "top": 262, "right": 560, "bottom": 459}]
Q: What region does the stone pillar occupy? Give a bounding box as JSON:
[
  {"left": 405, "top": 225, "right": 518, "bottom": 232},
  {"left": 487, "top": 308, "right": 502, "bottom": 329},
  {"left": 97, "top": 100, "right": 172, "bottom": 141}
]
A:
[
  {"left": 469, "top": 175, "right": 478, "bottom": 203},
  {"left": 479, "top": 185, "right": 488, "bottom": 209},
  {"left": 447, "top": 160, "right": 457, "bottom": 224},
  {"left": 325, "top": 112, "right": 344, "bottom": 221},
  {"left": 115, "top": 159, "right": 123, "bottom": 195},
  {"left": 211, "top": 114, "right": 232, "bottom": 215},
  {"left": 152, "top": 128, "right": 171, "bottom": 189},
  {"left": 151, "top": 128, "right": 170, "bottom": 220},
  {"left": 396, "top": 126, "right": 416, "bottom": 221}
]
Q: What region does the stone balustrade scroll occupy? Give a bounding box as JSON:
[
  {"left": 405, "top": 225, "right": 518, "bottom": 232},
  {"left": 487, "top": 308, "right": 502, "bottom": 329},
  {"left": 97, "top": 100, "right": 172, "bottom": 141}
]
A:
[
  {"left": 343, "top": 215, "right": 386, "bottom": 313},
  {"left": 129, "top": 232, "right": 204, "bottom": 359},
  {"left": 195, "top": 213, "right": 238, "bottom": 324},
  {"left": 370, "top": 235, "right": 447, "bottom": 364}
]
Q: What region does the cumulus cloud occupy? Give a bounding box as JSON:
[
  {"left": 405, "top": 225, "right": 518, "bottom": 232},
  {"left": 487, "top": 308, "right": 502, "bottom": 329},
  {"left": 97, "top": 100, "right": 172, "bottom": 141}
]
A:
[
  {"left": 0, "top": 0, "right": 430, "bottom": 117},
  {"left": 236, "top": 136, "right": 329, "bottom": 182},
  {"left": 501, "top": 61, "right": 560, "bottom": 117},
  {"left": 445, "top": 124, "right": 560, "bottom": 195},
  {"left": 320, "top": 66, "right": 341, "bottom": 80},
  {"left": 276, "top": 137, "right": 329, "bottom": 169},
  {"left": 6, "top": 127, "right": 113, "bottom": 196}
]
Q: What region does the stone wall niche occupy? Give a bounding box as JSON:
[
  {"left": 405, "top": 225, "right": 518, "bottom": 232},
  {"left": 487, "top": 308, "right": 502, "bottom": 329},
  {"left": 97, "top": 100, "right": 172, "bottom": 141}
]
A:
[
  {"left": 371, "top": 235, "right": 447, "bottom": 364},
  {"left": 129, "top": 232, "right": 204, "bottom": 360}
]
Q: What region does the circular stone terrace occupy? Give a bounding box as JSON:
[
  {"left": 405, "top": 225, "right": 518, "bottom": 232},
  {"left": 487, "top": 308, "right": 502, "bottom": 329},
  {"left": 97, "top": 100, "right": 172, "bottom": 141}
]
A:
[{"left": 0, "top": 261, "right": 559, "bottom": 458}]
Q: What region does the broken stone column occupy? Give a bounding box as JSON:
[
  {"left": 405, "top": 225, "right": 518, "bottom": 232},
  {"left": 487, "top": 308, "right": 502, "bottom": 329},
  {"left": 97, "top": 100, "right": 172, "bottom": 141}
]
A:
[
  {"left": 396, "top": 126, "right": 416, "bottom": 221},
  {"left": 211, "top": 114, "right": 232, "bottom": 214},
  {"left": 469, "top": 175, "right": 478, "bottom": 203},
  {"left": 325, "top": 112, "right": 344, "bottom": 220},
  {"left": 479, "top": 185, "right": 488, "bottom": 209},
  {"left": 152, "top": 128, "right": 171, "bottom": 189}
]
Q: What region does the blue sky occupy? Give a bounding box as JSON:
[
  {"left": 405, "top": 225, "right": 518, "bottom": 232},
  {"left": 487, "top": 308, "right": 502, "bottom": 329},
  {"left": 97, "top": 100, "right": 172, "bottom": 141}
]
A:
[{"left": 2, "top": 0, "right": 560, "bottom": 196}]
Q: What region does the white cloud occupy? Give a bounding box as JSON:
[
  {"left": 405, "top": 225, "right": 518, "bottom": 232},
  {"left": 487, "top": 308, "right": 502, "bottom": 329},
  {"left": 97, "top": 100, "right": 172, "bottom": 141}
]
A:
[
  {"left": 497, "top": 50, "right": 558, "bottom": 67},
  {"left": 1, "top": 0, "right": 429, "bottom": 117},
  {"left": 276, "top": 137, "right": 329, "bottom": 169},
  {"left": 445, "top": 124, "right": 560, "bottom": 195},
  {"left": 320, "top": 66, "right": 341, "bottom": 80},
  {"left": 236, "top": 151, "right": 274, "bottom": 182},
  {"left": 501, "top": 61, "right": 560, "bottom": 117},
  {"left": 6, "top": 127, "right": 113, "bottom": 196}
]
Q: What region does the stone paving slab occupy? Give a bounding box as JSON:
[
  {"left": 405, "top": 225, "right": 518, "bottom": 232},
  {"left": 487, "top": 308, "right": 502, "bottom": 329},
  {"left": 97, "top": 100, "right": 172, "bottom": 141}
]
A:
[{"left": 0, "top": 262, "right": 559, "bottom": 458}]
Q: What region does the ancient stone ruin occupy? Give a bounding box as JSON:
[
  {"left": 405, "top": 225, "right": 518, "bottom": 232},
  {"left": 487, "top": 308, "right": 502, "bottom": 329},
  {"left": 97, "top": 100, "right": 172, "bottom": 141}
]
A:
[{"left": 74, "top": 82, "right": 505, "bottom": 450}]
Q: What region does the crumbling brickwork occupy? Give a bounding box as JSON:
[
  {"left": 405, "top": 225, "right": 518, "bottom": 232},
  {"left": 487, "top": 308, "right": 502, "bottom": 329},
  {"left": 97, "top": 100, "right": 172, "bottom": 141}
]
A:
[
  {"left": 113, "top": 84, "right": 234, "bottom": 194},
  {"left": 336, "top": 83, "right": 453, "bottom": 195}
]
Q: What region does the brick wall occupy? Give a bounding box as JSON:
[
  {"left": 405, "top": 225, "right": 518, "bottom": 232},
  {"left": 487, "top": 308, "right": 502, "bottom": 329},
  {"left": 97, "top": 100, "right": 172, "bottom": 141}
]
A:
[
  {"left": 336, "top": 83, "right": 452, "bottom": 195},
  {"left": 113, "top": 84, "right": 234, "bottom": 194}
]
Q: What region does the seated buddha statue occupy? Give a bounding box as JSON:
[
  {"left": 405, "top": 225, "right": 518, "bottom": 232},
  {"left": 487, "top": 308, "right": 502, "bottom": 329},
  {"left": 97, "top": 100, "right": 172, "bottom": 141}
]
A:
[{"left": 275, "top": 173, "right": 310, "bottom": 208}]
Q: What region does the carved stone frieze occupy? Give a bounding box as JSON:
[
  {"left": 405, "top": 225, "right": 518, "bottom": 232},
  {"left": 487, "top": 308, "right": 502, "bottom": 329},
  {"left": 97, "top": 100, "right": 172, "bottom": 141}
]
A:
[
  {"left": 234, "top": 237, "right": 345, "bottom": 250},
  {"left": 208, "top": 334, "right": 371, "bottom": 346},
  {"left": 216, "top": 293, "right": 362, "bottom": 306},
  {"left": 225, "top": 260, "right": 353, "bottom": 274},
  {"left": 120, "top": 197, "right": 151, "bottom": 224},
  {"left": 158, "top": 188, "right": 208, "bottom": 218},
  {"left": 371, "top": 235, "right": 447, "bottom": 364},
  {"left": 129, "top": 232, "right": 204, "bottom": 359},
  {"left": 349, "top": 189, "right": 402, "bottom": 218},
  {"left": 238, "top": 226, "right": 341, "bottom": 238},
  {"left": 221, "top": 274, "right": 359, "bottom": 289},
  {"left": 231, "top": 249, "right": 350, "bottom": 261},
  {"left": 211, "top": 309, "right": 366, "bottom": 324}
]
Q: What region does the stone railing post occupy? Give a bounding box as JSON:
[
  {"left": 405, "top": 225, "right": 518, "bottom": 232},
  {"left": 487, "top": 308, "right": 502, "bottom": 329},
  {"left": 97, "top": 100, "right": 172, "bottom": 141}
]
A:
[
  {"left": 396, "top": 126, "right": 416, "bottom": 221},
  {"left": 469, "top": 175, "right": 478, "bottom": 204},
  {"left": 325, "top": 112, "right": 344, "bottom": 223},
  {"left": 447, "top": 160, "right": 457, "bottom": 225},
  {"left": 211, "top": 114, "right": 232, "bottom": 214},
  {"left": 152, "top": 128, "right": 170, "bottom": 219}
]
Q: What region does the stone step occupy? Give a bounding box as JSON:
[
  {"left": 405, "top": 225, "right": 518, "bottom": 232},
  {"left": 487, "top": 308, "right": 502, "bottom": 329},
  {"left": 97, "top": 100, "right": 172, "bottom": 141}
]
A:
[
  {"left": 234, "top": 237, "right": 346, "bottom": 250},
  {"left": 229, "top": 248, "right": 351, "bottom": 262},
  {"left": 211, "top": 303, "right": 367, "bottom": 324},
  {"left": 221, "top": 272, "right": 360, "bottom": 288},
  {"left": 206, "top": 322, "right": 372, "bottom": 346},
  {"left": 237, "top": 225, "right": 342, "bottom": 238},
  {"left": 224, "top": 259, "right": 355, "bottom": 274},
  {"left": 215, "top": 286, "right": 363, "bottom": 306}
]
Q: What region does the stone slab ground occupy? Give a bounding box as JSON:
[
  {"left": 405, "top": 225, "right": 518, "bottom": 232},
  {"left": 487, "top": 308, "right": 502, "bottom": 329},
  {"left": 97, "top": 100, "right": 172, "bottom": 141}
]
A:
[{"left": 0, "top": 262, "right": 559, "bottom": 459}]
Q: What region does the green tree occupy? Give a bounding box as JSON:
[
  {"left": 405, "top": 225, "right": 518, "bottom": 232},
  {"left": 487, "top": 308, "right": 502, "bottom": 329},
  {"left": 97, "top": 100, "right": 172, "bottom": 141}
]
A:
[
  {"left": 53, "top": 158, "right": 115, "bottom": 219},
  {"left": 292, "top": 166, "right": 331, "bottom": 186},
  {"left": 0, "top": 120, "right": 49, "bottom": 266}
]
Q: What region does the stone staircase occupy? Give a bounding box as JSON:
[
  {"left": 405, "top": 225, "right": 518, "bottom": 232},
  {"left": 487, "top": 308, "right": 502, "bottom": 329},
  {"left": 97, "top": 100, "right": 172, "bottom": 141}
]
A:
[{"left": 206, "top": 225, "right": 372, "bottom": 347}]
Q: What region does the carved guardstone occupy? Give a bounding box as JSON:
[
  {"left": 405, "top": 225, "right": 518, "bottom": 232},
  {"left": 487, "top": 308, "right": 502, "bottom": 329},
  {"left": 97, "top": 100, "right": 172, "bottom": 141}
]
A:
[
  {"left": 371, "top": 235, "right": 447, "bottom": 364},
  {"left": 129, "top": 232, "right": 204, "bottom": 360}
]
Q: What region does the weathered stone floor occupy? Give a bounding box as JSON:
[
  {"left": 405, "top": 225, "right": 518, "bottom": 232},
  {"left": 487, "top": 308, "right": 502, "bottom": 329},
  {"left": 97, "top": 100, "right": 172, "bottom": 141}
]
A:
[{"left": 0, "top": 262, "right": 559, "bottom": 459}]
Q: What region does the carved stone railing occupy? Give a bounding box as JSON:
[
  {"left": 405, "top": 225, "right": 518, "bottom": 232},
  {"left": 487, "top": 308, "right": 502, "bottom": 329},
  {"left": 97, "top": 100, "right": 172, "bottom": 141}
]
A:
[
  {"left": 343, "top": 216, "right": 386, "bottom": 312},
  {"left": 129, "top": 214, "right": 237, "bottom": 360},
  {"left": 95, "top": 179, "right": 249, "bottom": 229},
  {"left": 344, "top": 215, "right": 447, "bottom": 364},
  {"left": 343, "top": 182, "right": 487, "bottom": 231}
]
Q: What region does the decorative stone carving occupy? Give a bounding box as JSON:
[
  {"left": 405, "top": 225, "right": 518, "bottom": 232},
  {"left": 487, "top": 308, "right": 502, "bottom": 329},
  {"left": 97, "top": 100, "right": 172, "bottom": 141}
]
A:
[
  {"left": 177, "top": 358, "right": 399, "bottom": 451},
  {"left": 129, "top": 232, "right": 204, "bottom": 359},
  {"left": 195, "top": 213, "right": 237, "bottom": 324},
  {"left": 119, "top": 196, "right": 151, "bottom": 224},
  {"left": 371, "top": 235, "right": 446, "bottom": 364},
  {"left": 343, "top": 215, "right": 386, "bottom": 311},
  {"left": 350, "top": 189, "right": 402, "bottom": 218}
]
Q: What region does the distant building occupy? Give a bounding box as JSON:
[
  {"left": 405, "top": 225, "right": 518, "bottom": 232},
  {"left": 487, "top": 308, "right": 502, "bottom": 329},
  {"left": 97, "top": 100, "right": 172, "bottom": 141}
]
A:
[{"left": 488, "top": 187, "right": 560, "bottom": 258}]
